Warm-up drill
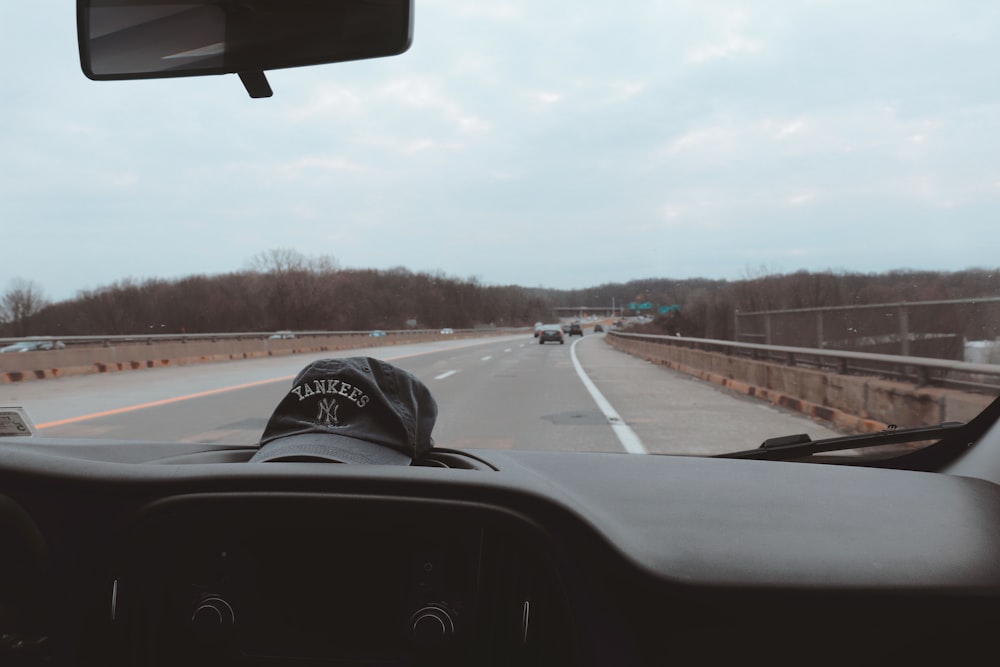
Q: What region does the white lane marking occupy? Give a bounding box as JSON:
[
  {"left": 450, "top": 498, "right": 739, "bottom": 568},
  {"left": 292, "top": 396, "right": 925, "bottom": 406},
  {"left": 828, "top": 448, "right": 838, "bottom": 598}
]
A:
[
  {"left": 570, "top": 338, "right": 647, "bottom": 454},
  {"left": 435, "top": 370, "right": 458, "bottom": 380},
  {"left": 481, "top": 355, "right": 492, "bottom": 361},
  {"left": 504, "top": 348, "right": 512, "bottom": 352}
]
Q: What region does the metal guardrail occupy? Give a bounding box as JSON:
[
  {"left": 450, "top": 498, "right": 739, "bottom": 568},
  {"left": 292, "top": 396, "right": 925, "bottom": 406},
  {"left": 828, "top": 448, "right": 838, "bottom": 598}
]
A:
[
  {"left": 0, "top": 328, "right": 515, "bottom": 349},
  {"left": 733, "top": 297, "right": 1000, "bottom": 355},
  {"left": 0, "top": 328, "right": 533, "bottom": 382},
  {"left": 737, "top": 296, "right": 1000, "bottom": 316},
  {"left": 609, "top": 331, "right": 1000, "bottom": 394}
]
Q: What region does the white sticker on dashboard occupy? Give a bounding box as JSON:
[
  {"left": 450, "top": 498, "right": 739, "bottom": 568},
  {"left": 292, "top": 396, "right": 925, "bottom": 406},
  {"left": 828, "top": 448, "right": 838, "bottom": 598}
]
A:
[{"left": 0, "top": 407, "right": 36, "bottom": 437}]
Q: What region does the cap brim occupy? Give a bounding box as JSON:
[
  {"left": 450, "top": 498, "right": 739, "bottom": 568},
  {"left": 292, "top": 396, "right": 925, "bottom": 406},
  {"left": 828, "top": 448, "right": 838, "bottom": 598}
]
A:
[{"left": 250, "top": 432, "right": 412, "bottom": 465}]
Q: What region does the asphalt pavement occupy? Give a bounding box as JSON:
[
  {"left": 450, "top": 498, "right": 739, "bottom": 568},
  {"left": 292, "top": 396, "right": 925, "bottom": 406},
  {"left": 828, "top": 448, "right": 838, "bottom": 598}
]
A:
[{"left": 5, "top": 332, "right": 839, "bottom": 455}]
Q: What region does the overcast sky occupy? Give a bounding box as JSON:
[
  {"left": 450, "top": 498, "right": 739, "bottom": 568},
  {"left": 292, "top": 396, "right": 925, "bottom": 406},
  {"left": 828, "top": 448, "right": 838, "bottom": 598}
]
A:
[{"left": 4, "top": 1, "right": 1000, "bottom": 302}]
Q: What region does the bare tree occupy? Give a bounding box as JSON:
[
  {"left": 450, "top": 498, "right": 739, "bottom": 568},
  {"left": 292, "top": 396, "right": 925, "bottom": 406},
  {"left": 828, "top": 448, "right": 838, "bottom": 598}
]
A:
[
  {"left": 1, "top": 278, "right": 50, "bottom": 336},
  {"left": 247, "top": 248, "right": 340, "bottom": 275},
  {"left": 247, "top": 248, "right": 341, "bottom": 329}
]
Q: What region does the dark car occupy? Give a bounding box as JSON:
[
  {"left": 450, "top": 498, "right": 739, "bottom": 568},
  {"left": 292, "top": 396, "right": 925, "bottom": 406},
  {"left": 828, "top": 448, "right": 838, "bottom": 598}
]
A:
[
  {"left": 594, "top": 324, "right": 604, "bottom": 333},
  {"left": 538, "top": 325, "right": 564, "bottom": 344},
  {"left": 568, "top": 323, "right": 583, "bottom": 336}
]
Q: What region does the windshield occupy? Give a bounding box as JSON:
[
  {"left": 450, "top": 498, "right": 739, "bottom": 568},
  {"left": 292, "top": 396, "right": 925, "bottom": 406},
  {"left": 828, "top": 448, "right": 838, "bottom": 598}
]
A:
[{"left": 2, "top": 2, "right": 999, "bottom": 461}]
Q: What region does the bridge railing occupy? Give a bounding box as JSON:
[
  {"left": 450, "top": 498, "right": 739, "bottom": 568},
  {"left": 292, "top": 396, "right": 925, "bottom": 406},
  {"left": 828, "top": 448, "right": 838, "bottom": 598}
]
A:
[
  {"left": 608, "top": 331, "right": 1000, "bottom": 394},
  {"left": 606, "top": 330, "right": 1000, "bottom": 429}
]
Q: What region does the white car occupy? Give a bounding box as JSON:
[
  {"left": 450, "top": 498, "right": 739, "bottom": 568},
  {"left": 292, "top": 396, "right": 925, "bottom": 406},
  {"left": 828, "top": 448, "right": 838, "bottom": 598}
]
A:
[{"left": 0, "top": 339, "right": 65, "bottom": 352}]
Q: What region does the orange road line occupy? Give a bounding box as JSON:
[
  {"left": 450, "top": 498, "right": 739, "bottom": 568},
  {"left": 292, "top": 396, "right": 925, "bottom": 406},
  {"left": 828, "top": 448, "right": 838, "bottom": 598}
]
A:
[
  {"left": 36, "top": 376, "right": 295, "bottom": 429},
  {"left": 33, "top": 348, "right": 449, "bottom": 430}
]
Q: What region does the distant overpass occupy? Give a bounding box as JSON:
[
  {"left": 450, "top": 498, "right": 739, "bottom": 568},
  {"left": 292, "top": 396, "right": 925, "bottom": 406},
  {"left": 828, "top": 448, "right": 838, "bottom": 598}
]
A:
[{"left": 553, "top": 306, "right": 624, "bottom": 319}]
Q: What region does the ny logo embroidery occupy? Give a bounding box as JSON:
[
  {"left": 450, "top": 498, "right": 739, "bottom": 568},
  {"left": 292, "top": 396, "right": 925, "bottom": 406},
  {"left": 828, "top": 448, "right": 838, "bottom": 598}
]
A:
[{"left": 316, "top": 398, "right": 340, "bottom": 424}]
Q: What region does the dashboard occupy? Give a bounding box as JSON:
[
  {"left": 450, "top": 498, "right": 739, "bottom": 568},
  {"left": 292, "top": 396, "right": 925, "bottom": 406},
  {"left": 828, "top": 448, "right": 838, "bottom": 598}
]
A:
[
  {"left": 116, "top": 494, "right": 576, "bottom": 666},
  {"left": 2, "top": 435, "right": 1000, "bottom": 666}
]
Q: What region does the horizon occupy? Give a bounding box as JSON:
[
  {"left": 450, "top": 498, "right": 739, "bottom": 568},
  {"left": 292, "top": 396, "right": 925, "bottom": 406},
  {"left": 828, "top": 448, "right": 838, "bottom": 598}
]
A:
[{"left": 26, "top": 262, "right": 1000, "bottom": 309}]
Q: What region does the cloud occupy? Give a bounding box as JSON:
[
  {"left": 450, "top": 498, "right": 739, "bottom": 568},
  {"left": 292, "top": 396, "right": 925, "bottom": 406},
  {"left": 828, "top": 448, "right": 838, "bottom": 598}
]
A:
[
  {"left": 686, "top": 35, "right": 763, "bottom": 63},
  {"left": 786, "top": 192, "right": 815, "bottom": 206},
  {"left": 95, "top": 171, "right": 140, "bottom": 189},
  {"left": 285, "top": 85, "right": 365, "bottom": 121},
  {"left": 531, "top": 91, "right": 563, "bottom": 105},
  {"left": 770, "top": 119, "right": 807, "bottom": 140},
  {"left": 604, "top": 81, "right": 645, "bottom": 103},
  {"left": 402, "top": 139, "right": 437, "bottom": 154},
  {"left": 652, "top": 105, "right": 951, "bottom": 174},
  {"left": 380, "top": 77, "right": 492, "bottom": 135},
  {"left": 661, "top": 123, "right": 741, "bottom": 160},
  {"left": 684, "top": 9, "right": 763, "bottom": 64},
  {"left": 457, "top": 3, "right": 524, "bottom": 22},
  {"left": 283, "top": 157, "right": 366, "bottom": 173}
]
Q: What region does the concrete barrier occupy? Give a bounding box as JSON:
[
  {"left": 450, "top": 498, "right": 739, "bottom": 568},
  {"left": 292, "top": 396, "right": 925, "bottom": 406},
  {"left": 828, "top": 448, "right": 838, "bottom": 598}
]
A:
[
  {"left": 0, "top": 331, "right": 509, "bottom": 384},
  {"left": 606, "top": 335, "right": 994, "bottom": 432}
]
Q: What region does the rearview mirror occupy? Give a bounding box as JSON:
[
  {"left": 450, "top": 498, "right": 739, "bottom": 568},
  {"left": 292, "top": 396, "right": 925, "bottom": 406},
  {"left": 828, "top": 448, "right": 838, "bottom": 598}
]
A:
[{"left": 77, "top": 0, "right": 413, "bottom": 97}]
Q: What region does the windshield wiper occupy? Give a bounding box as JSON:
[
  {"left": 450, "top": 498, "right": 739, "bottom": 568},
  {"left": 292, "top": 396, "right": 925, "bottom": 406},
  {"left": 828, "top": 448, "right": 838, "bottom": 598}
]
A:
[{"left": 716, "top": 421, "right": 966, "bottom": 461}]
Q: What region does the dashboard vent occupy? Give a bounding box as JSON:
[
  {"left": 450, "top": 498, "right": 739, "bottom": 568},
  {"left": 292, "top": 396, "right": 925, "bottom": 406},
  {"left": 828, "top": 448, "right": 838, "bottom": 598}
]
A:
[{"left": 480, "top": 531, "right": 579, "bottom": 666}]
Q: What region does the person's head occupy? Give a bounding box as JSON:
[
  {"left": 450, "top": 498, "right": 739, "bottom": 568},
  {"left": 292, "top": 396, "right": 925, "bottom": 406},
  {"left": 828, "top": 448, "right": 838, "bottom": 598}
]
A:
[{"left": 250, "top": 357, "right": 437, "bottom": 464}]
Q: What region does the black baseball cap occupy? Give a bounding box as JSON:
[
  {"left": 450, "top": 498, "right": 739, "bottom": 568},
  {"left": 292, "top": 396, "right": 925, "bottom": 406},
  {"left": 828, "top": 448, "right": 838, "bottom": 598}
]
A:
[{"left": 251, "top": 357, "right": 437, "bottom": 465}]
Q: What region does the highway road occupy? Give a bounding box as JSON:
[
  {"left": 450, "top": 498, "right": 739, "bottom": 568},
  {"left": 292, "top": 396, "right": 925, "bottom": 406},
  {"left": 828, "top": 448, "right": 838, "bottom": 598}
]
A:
[{"left": 2, "top": 332, "right": 840, "bottom": 455}]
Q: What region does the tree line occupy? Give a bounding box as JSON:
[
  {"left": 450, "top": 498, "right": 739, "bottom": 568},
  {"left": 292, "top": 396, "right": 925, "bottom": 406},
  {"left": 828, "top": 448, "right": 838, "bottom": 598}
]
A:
[
  {"left": 3, "top": 253, "right": 999, "bottom": 340},
  {"left": 2, "top": 250, "right": 553, "bottom": 336}
]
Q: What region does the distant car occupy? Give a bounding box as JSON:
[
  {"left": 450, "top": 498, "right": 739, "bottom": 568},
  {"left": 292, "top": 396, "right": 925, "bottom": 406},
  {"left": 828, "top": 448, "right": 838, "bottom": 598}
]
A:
[
  {"left": 440, "top": 328, "right": 454, "bottom": 334},
  {"left": 268, "top": 330, "right": 295, "bottom": 340},
  {"left": 594, "top": 324, "right": 604, "bottom": 333},
  {"left": 538, "top": 325, "right": 564, "bottom": 344},
  {"left": 369, "top": 330, "right": 387, "bottom": 337},
  {"left": 561, "top": 323, "right": 571, "bottom": 334},
  {"left": 533, "top": 322, "right": 543, "bottom": 337},
  {"left": 0, "top": 339, "right": 66, "bottom": 353},
  {"left": 568, "top": 323, "right": 583, "bottom": 336}
]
